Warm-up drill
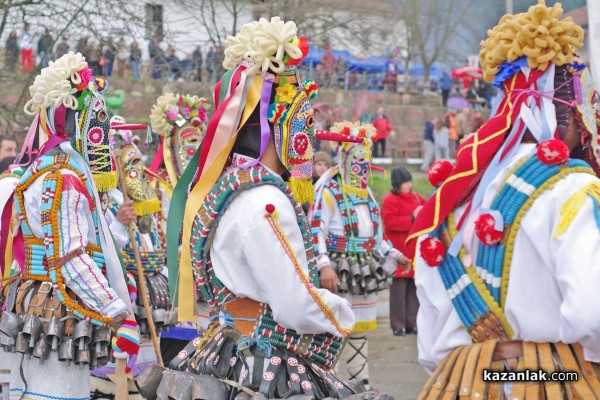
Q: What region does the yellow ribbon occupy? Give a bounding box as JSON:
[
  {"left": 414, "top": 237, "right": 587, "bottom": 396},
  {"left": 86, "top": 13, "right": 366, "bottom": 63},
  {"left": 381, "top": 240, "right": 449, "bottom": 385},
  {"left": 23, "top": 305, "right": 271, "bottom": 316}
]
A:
[
  {"left": 163, "top": 138, "right": 179, "bottom": 189},
  {"left": 177, "top": 74, "right": 263, "bottom": 321}
]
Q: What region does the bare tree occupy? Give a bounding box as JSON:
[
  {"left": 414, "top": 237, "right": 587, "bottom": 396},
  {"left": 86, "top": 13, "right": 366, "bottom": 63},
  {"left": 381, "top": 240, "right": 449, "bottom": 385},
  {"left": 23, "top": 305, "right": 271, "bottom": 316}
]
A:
[
  {"left": 395, "top": 0, "right": 477, "bottom": 83},
  {"left": 0, "top": 0, "right": 144, "bottom": 136}
]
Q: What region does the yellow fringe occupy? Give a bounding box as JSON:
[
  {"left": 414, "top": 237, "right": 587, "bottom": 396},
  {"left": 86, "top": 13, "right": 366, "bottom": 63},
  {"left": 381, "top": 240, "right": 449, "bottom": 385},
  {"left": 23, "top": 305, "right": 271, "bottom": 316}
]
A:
[
  {"left": 323, "top": 190, "right": 334, "bottom": 212},
  {"left": 353, "top": 320, "right": 377, "bottom": 332},
  {"left": 92, "top": 171, "right": 118, "bottom": 192},
  {"left": 133, "top": 198, "right": 161, "bottom": 217},
  {"left": 553, "top": 181, "right": 600, "bottom": 239},
  {"left": 288, "top": 177, "right": 315, "bottom": 205},
  {"left": 341, "top": 183, "right": 368, "bottom": 199}
]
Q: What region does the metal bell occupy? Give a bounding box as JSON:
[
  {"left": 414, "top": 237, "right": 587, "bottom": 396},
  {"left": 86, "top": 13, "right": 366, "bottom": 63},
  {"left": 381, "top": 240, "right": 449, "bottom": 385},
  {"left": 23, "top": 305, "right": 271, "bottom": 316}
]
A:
[
  {"left": 0, "top": 312, "right": 24, "bottom": 338},
  {"left": 58, "top": 336, "right": 75, "bottom": 365},
  {"left": 73, "top": 319, "right": 92, "bottom": 353},
  {"left": 44, "top": 316, "right": 65, "bottom": 350},
  {"left": 156, "top": 370, "right": 175, "bottom": 400},
  {"left": 152, "top": 308, "right": 166, "bottom": 327},
  {"left": 365, "top": 279, "right": 378, "bottom": 293},
  {"left": 135, "top": 364, "right": 166, "bottom": 400},
  {"left": 0, "top": 332, "right": 16, "bottom": 351},
  {"left": 32, "top": 334, "right": 49, "bottom": 363},
  {"left": 191, "top": 373, "right": 230, "bottom": 400},
  {"left": 15, "top": 332, "right": 33, "bottom": 356},
  {"left": 21, "top": 314, "right": 43, "bottom": 349},
  {"left": 91, "top": 326, "right": 111, "bottom": 360},
  {"left": 74, "top": 345, "right": 90, "bottom": 368},
  {"left": 167, "top": 371, "right": 194, "bottom": 400},
  {"left": 350, "top": 262, "right": 361, "bottom": 281},
  {"left": 381, "top": 255, "right": 398, "bottom": 278}
]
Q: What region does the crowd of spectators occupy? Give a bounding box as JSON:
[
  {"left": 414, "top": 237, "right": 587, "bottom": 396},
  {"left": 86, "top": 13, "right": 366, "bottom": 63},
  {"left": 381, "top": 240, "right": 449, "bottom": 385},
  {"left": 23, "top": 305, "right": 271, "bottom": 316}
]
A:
[{"left": 3, "top": 24, "right": 226, "bottom": 83}]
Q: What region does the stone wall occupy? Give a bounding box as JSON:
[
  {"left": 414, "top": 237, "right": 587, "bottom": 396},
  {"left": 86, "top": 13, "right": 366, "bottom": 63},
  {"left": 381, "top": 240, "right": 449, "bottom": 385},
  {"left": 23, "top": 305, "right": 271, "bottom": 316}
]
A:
[{"left": 1, "top": 76, "right": 445, "bottom": 158}]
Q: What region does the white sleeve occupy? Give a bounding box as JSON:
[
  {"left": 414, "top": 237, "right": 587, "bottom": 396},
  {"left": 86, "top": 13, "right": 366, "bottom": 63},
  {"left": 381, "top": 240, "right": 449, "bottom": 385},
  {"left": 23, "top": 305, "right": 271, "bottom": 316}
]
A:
[
  {"left": 211, "top": 186, "right": 354, "bottom": 337},
  {"left": 414, "top": 236, "right": 472, "bottom": 374},
  {"left": 315, "top": 189, "right": 333, "bottom": 269},
  {"left": 105, "top": 207, "right": 129, "bottom": 249},
  {"left": 57, "top": 178, "right": 128, "bottom": 318},
  {"left": 551, "top": 195, "right": 600, "bottom": 361}
]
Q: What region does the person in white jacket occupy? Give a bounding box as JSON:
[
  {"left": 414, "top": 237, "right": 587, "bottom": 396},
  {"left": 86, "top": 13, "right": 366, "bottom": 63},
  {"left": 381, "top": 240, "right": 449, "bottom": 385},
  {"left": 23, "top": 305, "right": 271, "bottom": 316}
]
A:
[
  {"left": 406, "top": 2, "right": 600, "bottom": 398},
  {"left": 135, "top": 18, "right": 392, "bottom": 400}
]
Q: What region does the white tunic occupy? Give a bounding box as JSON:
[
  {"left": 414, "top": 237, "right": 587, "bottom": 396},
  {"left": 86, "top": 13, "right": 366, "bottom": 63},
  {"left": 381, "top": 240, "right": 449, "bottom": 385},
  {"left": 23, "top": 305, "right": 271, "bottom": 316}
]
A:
[
  {"left": 415, "top": 144, "right": 600, "bottom": 373},
  {"left": 315, "top": 187, "right": 392, "bottom": 332},
  {"left": 210, "top": 183, "right": 355, "bottom": 337}
]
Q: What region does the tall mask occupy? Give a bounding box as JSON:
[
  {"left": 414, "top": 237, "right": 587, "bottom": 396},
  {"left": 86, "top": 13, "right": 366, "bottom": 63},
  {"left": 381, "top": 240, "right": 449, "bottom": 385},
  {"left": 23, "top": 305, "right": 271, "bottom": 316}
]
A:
[
  {"left": 23, "top": 53, "right": 116, "bottom": 192},
  {"left": 109, "top": 118, "right": 161, "bottom": 219},
  {"left": 330, "top": 122, "right": 377, "bottom": 198},
  {"left": 270, "top": 77, "right": 318, "bottom": 203},
  {"left": 150, "top": 94, "right": 210, "bottom": 186}
]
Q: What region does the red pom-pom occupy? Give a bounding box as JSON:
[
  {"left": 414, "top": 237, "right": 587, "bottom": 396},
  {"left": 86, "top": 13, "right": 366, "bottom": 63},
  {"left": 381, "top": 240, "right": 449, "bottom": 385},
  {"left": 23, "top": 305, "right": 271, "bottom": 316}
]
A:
[
  {"left": 192, "top": 118, "right": 201, "bottom": 127},
  {"left": 427, "top": 160, "right": 454, "bottom": 187},
  {"left": 537, "top": 139, "right": 569, "bottom": 165},
  {"left": 265, "top": 204, "right": 276, "bottom": 214},
  {"left": 474, "top": 213, "right": 503, "bottom": 246},
  {"left": 420, "top": 237, "right": 446, "bottom": 267}
]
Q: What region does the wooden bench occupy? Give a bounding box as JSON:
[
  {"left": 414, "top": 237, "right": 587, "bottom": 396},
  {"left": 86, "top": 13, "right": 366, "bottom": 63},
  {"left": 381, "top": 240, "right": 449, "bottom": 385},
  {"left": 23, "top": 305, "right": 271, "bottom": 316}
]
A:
[{"left": 394, "top": 139, "right": 423, "bottom": 160}]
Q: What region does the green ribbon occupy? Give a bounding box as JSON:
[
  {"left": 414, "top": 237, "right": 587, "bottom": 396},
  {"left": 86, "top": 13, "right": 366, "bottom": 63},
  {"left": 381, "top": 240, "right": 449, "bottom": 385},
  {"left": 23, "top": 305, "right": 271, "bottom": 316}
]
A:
[{"left": 166, "top": 146, "right": 202, "bottom": 304}]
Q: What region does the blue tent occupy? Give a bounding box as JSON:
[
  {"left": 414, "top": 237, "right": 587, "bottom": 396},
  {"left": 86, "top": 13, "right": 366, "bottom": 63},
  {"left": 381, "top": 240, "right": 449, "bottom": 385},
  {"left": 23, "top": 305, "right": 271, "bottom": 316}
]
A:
[
  {"left": 302, "top": 48, "right": 355, "bottom": 66},
  {"left": 407, "top": 63, "right": 444, "bottom": 80}
]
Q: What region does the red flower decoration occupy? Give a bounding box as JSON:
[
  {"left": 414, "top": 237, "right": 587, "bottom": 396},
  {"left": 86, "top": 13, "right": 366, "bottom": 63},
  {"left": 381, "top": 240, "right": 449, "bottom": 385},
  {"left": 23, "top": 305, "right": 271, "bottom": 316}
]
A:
[
  {"left": 420, "top": 237, "right": 446, "bottom": 267},
  {"left": 342, "top": 126, "right": 351, "bottom": 135},
  {"left": 286, "top": 36, "right": 310, "bottom": 66},
  {"left": 293, "top": 133, "right": 309, "bottom": 155},
  {"left": 537, "top": 139, "right": 569, "bottom": 165},
  {"left": 474, "top": 213, "right": 503, "bottom": 246},
  {"left": 265, "top": 204, "right": 276, "bottom": 214},
  {"left": 427, "top": 160, "right": 454, "bottom": 187}
]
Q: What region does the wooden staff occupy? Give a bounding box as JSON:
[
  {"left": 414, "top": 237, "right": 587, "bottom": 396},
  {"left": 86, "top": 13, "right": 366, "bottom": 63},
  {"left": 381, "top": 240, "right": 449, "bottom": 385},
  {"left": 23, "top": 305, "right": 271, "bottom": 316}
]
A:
[
  {"left": 113, "top": 359, "right": 129, "bottom": 400},
  {"left": 114, "top": 148, "right": 164, "bottom": 368}
]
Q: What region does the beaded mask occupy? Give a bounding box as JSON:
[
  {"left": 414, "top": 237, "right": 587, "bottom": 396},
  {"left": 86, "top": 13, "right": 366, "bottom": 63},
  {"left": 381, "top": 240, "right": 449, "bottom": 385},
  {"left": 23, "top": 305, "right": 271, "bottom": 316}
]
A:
[
  {"left": 110, "top": 122, "right": 161, "bottom": 218},
  {"left": 330, "top": 122, "right": 376, "bottom": 198},
  {"left": 150, "top": 94, "right": 209, "bottom": 185},
  {"left": 271, "top": 77, "right": 317, "bottom": 204},
  {"left": 73, "top": 77, "right": 116, "bottom": 192},
  {"left": 340, "top": 143, "right": 370, "bottom": 192}
]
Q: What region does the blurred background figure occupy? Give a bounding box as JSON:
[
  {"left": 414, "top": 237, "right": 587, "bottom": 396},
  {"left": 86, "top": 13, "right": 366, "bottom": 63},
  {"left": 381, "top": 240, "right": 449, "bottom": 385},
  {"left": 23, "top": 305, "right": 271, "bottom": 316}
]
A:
[
  {"left": 381, "top": 167, "right": 424, "bottom": 336},
  {"left": 313, "top": 151, "right": 333, "bottom": 183},
  {"left": 372, "top": 107, "right": 393, "bottom": 158},
  {"left": 434, "top": 115, "right": 449, "bottom": 160},
  {"left": 5, "top": 31, "right": 19, "bottom": 72},
  {"left": 37, "top": 28, "right": 53, "bottom": 68},
  {"left": 20, "top": 23, "right": 33, "bottom": 73},
  {"left": 0, "top": 135, "right": 17, "bottom": 163},
  {"left": 421, "top": 117, "right": 435, "bottom": 171}
]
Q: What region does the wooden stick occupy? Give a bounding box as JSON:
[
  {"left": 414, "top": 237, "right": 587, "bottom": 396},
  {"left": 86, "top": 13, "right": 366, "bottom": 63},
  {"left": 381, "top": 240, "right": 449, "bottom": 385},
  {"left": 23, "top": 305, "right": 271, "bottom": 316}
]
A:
[
  {"left": 113, "top": 358, "right": 129, "bottom": 400},
  {"left": 114, "top": 148, "right": 164, "bottom": 367}
]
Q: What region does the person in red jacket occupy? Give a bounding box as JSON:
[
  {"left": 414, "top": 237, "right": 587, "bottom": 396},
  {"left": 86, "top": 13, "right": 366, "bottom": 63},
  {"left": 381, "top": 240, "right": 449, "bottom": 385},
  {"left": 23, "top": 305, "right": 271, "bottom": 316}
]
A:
[
  {"left": 372, "top": 107, "right": 393, "bottom": 157},
  {"left": 381, "top": 166, "right": 425, "bottom": 336}
]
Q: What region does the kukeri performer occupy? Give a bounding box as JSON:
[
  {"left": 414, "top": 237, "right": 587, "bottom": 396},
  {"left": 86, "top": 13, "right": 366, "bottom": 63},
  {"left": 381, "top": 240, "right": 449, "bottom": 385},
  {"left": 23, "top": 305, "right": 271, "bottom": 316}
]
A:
[
  {"left": 89, "top": 117, "right": 172, "bottom": 397},
  {"left": 136, "top": 17, "right": 393, "bottom": 399},
  {"left": 407, "top": 2, "right": 600, "bottom": 398},
  {"left": 310, "top": 122, "right": 407, "bottom": 388},
  {"left": 0, "top": 52, "right": 139, "bottom": 400}
]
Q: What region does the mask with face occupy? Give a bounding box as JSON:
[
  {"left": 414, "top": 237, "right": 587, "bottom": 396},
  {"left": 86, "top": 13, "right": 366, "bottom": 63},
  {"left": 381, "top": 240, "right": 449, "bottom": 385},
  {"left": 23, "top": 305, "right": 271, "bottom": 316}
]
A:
[
  {"left": 150, "top": 94, "right": 210, "bottom": 187},
  {"left": 330, "top": 121, "right": 377, "bottom": 198},
  {"left": 270, "top": 77, "right": 318, "bottom": 204}
]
